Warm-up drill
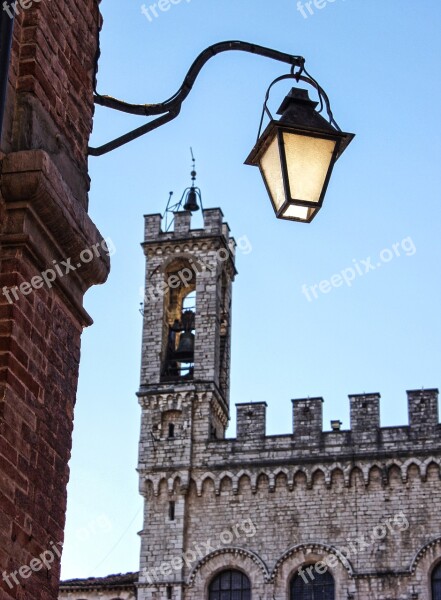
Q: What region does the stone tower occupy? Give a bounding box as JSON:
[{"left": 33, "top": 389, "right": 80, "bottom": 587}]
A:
[
  {"left": 137, "top": 207, "right": 236, "bottom": 600},
  {"left": 59, "top": 204, "right": 441, "bottom": 600}
]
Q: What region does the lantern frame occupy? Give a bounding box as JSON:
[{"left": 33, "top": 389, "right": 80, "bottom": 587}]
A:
[
  {"left": 246, "top": 119, "right": 354, "bottom": 223},
  {"left": 245, "top": 81, "right": 354, "bottom": 223}
]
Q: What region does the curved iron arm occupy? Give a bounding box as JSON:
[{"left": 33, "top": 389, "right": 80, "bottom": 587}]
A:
[{"left": 89, "top": 40, "right": 305, "bottom": 156}]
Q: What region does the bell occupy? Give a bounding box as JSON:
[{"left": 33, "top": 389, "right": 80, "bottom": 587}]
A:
[
  {"left": 183, "top": 188, "right": 200, "bottom": 212},
  {"left": 174, "top": 331, "right": 195, "bottom": 361}
]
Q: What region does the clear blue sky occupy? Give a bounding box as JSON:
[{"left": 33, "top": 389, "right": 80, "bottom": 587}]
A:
[{"left": 60, "top": 0, "right": 441, "bottom": 580}]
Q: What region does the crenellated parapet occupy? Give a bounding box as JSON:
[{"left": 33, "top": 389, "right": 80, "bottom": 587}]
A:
[
  {"left": 232, "top": 389, "right": 440, "bottom": 450},
  {"left": 143, "top": 207, "right": 235, "bottom": 250}
]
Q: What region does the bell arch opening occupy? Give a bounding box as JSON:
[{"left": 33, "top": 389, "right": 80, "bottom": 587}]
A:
[{"left": 161, "top": 258, "right": 197, "bottom": 382}]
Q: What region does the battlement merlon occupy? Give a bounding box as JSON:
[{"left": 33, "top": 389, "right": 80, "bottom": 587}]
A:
[
  {"left": 350, "top": 393, "right": 381, "bottom": 431},
  {"left": 236, "top": 402, "right": 267, "bottom": 439},
  {"left": 232, "top": 390, "right": 439, "bottom": 438},
  {"left": 143, "top": 208, "right": 234, "bottom": 246},
  {"left": 408, "top": 388, "right": 440, "bottom": 430},
  {"left": 292, "top": 397, "right": 324, "bottom": 437}
]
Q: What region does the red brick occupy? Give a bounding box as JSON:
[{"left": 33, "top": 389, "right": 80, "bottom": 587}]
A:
[{"left": 0, "top": 2, "right": 108, "bottom": 598}]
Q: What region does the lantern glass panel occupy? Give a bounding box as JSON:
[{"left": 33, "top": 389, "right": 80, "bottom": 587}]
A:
[
  {"left": 282, "top": 131, "right": 337, "bottom": 204},
  {"left": 281, "top": 205, "right": 317, "bottom": 222},
  {"left": 260, "top": 134, "right": 285, "bottom": 212}
]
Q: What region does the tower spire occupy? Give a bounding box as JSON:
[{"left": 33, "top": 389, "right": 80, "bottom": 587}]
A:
[
  {"left": 163, "top": 149, "right": 203, "bottom": 231},
  {"left": 182, "top": 147, "right": 201, "bottom": 212}
]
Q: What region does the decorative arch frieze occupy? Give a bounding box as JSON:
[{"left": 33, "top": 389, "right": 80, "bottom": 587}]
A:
[{"left": 143, "top": 457, "right": 441, "bottom": 499}]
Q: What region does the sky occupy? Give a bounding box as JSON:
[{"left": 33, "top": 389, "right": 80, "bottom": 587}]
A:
[{"left": 60, "top": 0, "right": 441, "bottom": 581}]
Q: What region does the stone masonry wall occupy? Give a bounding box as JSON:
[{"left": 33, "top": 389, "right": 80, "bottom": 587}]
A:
[{"left": 139, "top": 390, "right": 441, "bottom": 599}]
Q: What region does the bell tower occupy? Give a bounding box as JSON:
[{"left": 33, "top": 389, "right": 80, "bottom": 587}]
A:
[{"left": 137, "top": 196, "right": 236, "bottom": 599}]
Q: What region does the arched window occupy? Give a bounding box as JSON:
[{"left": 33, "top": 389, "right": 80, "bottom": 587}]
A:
[
  {"left": 290, "top": 567, "right": 335, "bottom": 599},
  {"left": 208, "top": 569, "right": 251, "bottom": 600},
  {"left": 433, "top": 562, "right": 441, "bottom": 600}
]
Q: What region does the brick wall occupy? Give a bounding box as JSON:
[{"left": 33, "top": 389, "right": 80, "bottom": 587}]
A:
[
  {"left": 0, "top": 1, "right": 109, "bottom": 599},
  {"left": 2, "top": 0, "right": 101, "bottom": 197}
]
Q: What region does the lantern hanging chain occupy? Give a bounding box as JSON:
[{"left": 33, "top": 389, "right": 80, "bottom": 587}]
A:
[
  {"left": 89, "top": 41, "right": 305, "bottom": 156},
  {"left": 256, "top": 64, "right": 342, "bottom": 142},
  {"left": 301, "top": 65, "right": 341, "bottom": 131}
]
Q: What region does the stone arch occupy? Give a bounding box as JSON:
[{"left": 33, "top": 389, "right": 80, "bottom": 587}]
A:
[
  {"left": 202, "top": 475, "right": 216, "bottom": 496},
  {"left": 349, "top": 465, "right": 365, "bottom": 487},
  {"left": 187, "top": 547, "right": 270, "bottom": 595},
  {"left": 160, "top": 255, "right": 198, "bottom": 382},
  {"left": 311, "top": 468, "right": 326, "bottom": 487},
  {"left": 365, "top": 464, "right": 383, "bottom": 490},
  {"left": 421, "top": 457, "right": 441, "bottom": 480},
  {"left": 405, "top": 461, "right": 422, "bottom": 483},
  {"left": 159, "top": 252, "right": 204, "bottom": 274},
  {"left": 425, "top": 460, "right": 441, "bottom": 482},
  {"left": 143, "top": 475, "right": 161, "bottom": 497},
  {"left": 168, "top": 475, "right": 181, "bottom": 495},
  {"left": 187, "top": 478, "right": 198, "bottom": 498},
  {"left": 329, "top": 466, "right": 345, "bottom": 488},
  {"left": 140, "top": 477, "right": 155, "bottom": 497},
  {"left": 293, "top": 469, "right": 307, "bottom": 488},
  {"left": 411, "top": 537, "right": 441, "bottom": 573},
  {"left": 256, "top": 471, "right": 269, "bottom": 492},
  {"left": 271, "top": 543, "right": 354, "bottom": 599},
  {"left": 273, "top": 468, "right": 289, "bottom": 491},
  {"left": 410, "top": 537, "right": 441, "bottom": 597},
  {"left": 236, "top": 470, "right": 252, "bottom": 494},
  {"left": 386, "top": 462, "right": 403, "bottom": 485},
  {"left": 158, "top": 477, "right": 168, "bottom": 496},
  {"left": 216, "top": 471, "right": 234, "bottom": 495},
  {"left": 196, "top": 473, "right": 216, "bottom": 497}
]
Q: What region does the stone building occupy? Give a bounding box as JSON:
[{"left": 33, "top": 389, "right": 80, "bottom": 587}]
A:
[
  {"left": 59, "top": 208, "right": 441, "bottom": 600},
  {"left": 0, "top": 1, "right": 109, "bottom": 599},
  {"left": 59, "top": 572, "right": 138, "bottom": 600}
]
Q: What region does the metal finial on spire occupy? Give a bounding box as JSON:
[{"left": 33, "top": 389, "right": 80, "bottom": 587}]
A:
[
  {"left": 162, "top": 150, "right": 204, "bottom": 231},
  {"left": 183, "top": 147, "right": 201, "bottom": 212},
  {"left": 190, "top": 147, "right": 196, "bottom": 183}
]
